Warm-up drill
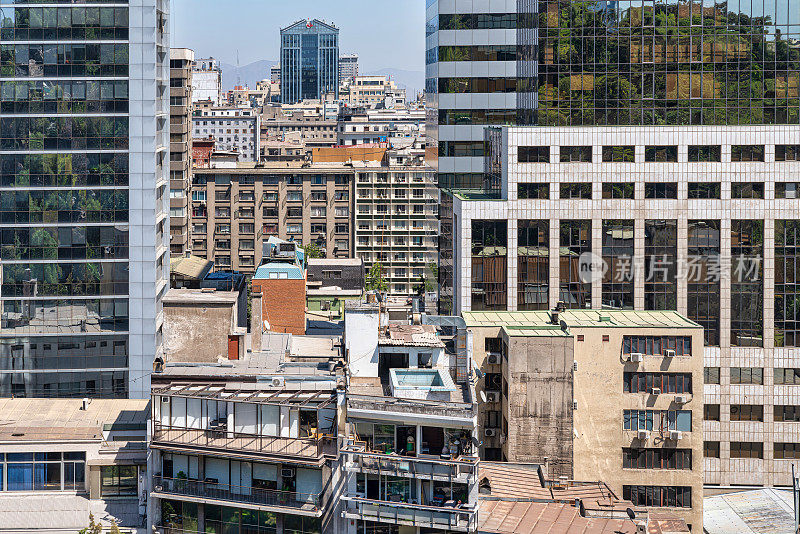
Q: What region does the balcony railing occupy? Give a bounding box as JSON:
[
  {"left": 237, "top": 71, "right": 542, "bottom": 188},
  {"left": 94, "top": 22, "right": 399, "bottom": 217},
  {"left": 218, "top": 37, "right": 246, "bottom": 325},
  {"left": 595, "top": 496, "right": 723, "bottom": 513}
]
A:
[
  {"left": 152, "top": 475, "right": 321, "bottom": 513},
  {"left": 151, "top": 423, "right": 337, "bottom": 460},
  {"left": 342, "top": 496, "right": 477, "bottom": 533},
  {"left": 342, "top": 445, "right": 478, "bottom": 483},
  {"left": 346, "top": 395, "right": 474, "bottom": 421}
]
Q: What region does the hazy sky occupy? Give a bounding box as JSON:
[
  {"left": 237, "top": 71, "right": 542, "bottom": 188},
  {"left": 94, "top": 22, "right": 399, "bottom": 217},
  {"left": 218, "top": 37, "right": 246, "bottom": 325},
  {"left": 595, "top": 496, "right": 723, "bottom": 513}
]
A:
[{"left": 171, "top": 0, "right": 426, "bottom": 72}]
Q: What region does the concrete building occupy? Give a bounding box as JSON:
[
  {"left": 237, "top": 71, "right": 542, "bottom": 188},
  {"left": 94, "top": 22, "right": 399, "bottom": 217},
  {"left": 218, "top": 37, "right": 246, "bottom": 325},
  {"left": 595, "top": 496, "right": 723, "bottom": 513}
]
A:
[
  {"left": 280, "top": 20, "right": 339, "bottom": 104},
  {"left": 189, "top": 164, "right": 355, "bottom": 273},
  {"left": 337, "top": 108, "right": 426, "bottom": 147},
  {"left": 191, "top": 57, "right": 223, "bottom": 105},
  {"left": 466, "top": 309, "right": 705, "bottom": 530},
  {"left": 252, "top": 239, "right": 308, "bottom": 336},
  {"left": 192, "top": 107, "right": 261, "bottom": 163},
  {"left": 261, "top": 105, "right": 338, "bottom": 150},
  {"left": 338, "top": 54, "right": 359, "bottom": 84},
  {"left": 149, "top": 333, "right": 342, "bottom": 534},
  {"left": 307, "top": 258, "right": 364, "bottom": 323},
  {"left": 271, "top": 64, "right": 282, "bottom": 85},
  {"left": 170, "top": 48, "right": 195, "bottom": 257},
  {"left": 0, "top": 0, "right": 169, "bottom": 399},
  {"left": 341, "top": 75, "right": 403, "bottom": 109},
  {"left": 341, "top": 301, "right": 480, "bottom": 533},
  {"left": 0, "top": 398, "right": 149, "bottom": 532}
]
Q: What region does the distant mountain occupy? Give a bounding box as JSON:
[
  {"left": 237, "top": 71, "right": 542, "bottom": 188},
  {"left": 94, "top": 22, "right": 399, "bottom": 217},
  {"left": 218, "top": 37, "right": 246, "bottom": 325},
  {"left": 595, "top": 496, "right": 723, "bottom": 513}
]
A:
[
  {"left": 363, "top": 68, "right": 424, "bottom": 98},
  {"left": 220, "top": 60, "right": 277, "bottom": 90}
]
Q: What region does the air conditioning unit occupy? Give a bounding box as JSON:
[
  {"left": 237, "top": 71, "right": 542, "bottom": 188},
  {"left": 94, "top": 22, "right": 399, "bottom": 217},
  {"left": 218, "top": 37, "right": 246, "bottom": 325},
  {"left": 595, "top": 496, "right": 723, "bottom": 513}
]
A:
[
  {"left": 663, "top": 349, "right": 676, "bottom": 358},
  {"left": 573, "top": 400, "right": 578, "bottom": 410},
  {"left": 484, "top": 428, "right": 497, "bottom": 437},
  {"left": 629, "top": 353, "right": 644, "bottom": 363},
  {"left": 161, "top": 397, "right": 170, "bottom": 404},
  {"left": 636, "top": 430, "right": 650, "bottom": 440},
  {"left": 669, "top": 430, "right": 683, "bottom": 441},
  {"left": 486, "top": 391, "right": 500, "bottom": 403},
  {"left": 281, "top": 467, "right": 296, "bottom": 478},
  {"left": 675, "top": 394, "right": 689, "bottom": 404},
  {"left": 154, "top": 485, "right": 163, "bottom": 492},
  {"left": 487, "top": 354, "right": 500, "bottom": 365},
  {"left": 270, "top": 377, "right": 285, "bottom": 388},
  {"left": 651, "top": 387, "right": 661, "bottom": 396}
]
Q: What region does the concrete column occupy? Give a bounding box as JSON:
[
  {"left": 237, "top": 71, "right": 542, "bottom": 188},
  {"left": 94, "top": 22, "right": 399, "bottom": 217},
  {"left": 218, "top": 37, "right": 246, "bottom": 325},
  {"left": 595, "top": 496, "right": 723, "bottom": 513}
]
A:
[
  {"left": 197, "top": 502, "right": 205, "bottom": 533},
  {"left": 251, "top": 290, "right": 263, "bottom": 351}
]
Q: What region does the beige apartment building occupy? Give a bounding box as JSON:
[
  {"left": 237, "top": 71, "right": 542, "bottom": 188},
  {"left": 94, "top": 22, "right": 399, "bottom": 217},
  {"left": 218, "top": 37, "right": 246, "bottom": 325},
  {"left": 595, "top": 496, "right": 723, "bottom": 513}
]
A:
[
  {"left": 190, "top": 165, "right": 355, "bottom": 273},
  {"left": 341, "top": 75, "right": 405, "bottom": 109},
  {"left": 169, "top": 48, "right": 194, "bottom": 256},
  {"left": 465, "top": 309, "right": 705, "bottom": 531},
  {"left": 261, "top": 105, "right": 338, "bottom": 151}
]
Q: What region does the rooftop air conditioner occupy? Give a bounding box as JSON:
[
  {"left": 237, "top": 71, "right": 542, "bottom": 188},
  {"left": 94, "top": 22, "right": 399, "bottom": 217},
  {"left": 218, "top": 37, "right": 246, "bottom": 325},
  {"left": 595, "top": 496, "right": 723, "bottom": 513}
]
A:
[
  {"left": 281, "top": 467, "right": 296, "bottom": 478},
  {"left": 486, "top": 392, "right": 500, "bottom": 403},
  {"left": 651, "top": 387, "right": 661, "bottom": 396},
  {"left": 270, "top": 377, "right": 285, "bottom": 388},
  {"left": 636, "top": 430, "right": 650, "bottom": 440},
  {"left": 485, "top": 428, "right": 497, "bottom": 437},
  {"left": 663, "top": 349, "right": 676, "bottom": 358},
  {"left": 629, "top": 353, "right": 644, "bottom": 363},
  {"left": 487, "top": 354, "right": 500, "bottom": 365},
  {"left": 675, "top": 394, "right": 689, "bottom": 404},
  {"left": 669, "top": 430, "right": 683, "bottom": 441}
]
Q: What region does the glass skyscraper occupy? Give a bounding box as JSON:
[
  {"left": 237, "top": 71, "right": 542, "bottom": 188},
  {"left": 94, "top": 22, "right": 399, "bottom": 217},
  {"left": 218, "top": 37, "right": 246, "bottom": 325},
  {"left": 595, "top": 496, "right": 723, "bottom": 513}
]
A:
[
  {"left": 280, "top": 19, "right": 339, "bottom": 104},
  {"left": 0, "top": 0, "right": 170, "bottom": 399}
]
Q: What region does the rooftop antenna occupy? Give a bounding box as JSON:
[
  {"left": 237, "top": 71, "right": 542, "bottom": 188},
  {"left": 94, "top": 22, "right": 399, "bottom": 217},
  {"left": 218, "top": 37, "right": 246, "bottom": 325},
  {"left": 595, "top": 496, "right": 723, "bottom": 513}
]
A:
[{"left": 236, "top": 49, "right": 241, "bottom": 87}]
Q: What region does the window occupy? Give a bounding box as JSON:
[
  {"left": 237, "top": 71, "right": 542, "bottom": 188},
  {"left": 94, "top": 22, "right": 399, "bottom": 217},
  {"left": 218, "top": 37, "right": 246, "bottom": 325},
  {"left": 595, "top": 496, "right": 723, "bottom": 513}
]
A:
[
  {"left": 623, "top": 410, "right": 691, "bottom": 432},
  {"left": 100, "top": 465, "right": 138, "bottom": 496},
  {"left": 704, "top": 404, "right": 720, "bottom": 421},
  {"left": 732, "top": 183, "right": 764, "bottom": 199},
  {"left": 688, "top": 183, "right": 721, "bottom": 199},
  {"left": 776, "top": 184, "right": 800, "bottom": 199},
  {"left": 602, "top": 146, "right": 635, "bottom": 162},
  {"left": 485, "top": 411, "right": 501, "bottom": 429},
  {"left": 471, "top": 221, "right": 508, "bottom": 311},
  {"left": 704, "top": 441, "right": 721, "bottom": 458},
  {"left": 730, "top": 367, "right": 763, "bottom": 385},
  {"left": 775, "top": 368, "right": 800, "bottom": 385},
  {"left": 287, "top": 207, "right": 302, "bottom": 218},
  {"left": 776, "top": 145, "right": 800, "bottom": 162},
  {"left": 730, "top": 442, "right": 763, "bottom": 459},
  {"left": 287, "top": 192, "right": 302, "bottom": 202},
  {"left": 191, "top": 191, "right": 207, "bottom": 202},
  {"left": 688, "top": 221, "right": 722, "bottom": 346},
  {"left": 239, "top": 223, "right": 254, "bottom": 234},
  {"left": 645, "top": 183, "right": 678, "bottom": 199},
  {"left": 645, "top": 146, "right": 678, "bottom": 162},
  {"left": 623, "top": 486, "right": 691, "bottom": 508},
  {"left": 240, "top": 239, "right": 254, "bottom": 251},
  {"left": 560, "top": 183, "right": 592, "bottom": 199},
  {"left": 645, "top": 220, "right": 677, "bottom": 311},
  {"left": 774, "top": 406, "right": 800, "bottom": 422},
  {"left": 775, "top": 444, "right": 800, "bottom": 460},
  {"left": 731, "top": 145, "right": 765, "bottom": 162},
  {"left": 603, "top": 220, "right": 635, "bottom": 309},
  {"left": 287, "top": 224, "right": 302, "bottom": 234},
  {"left": 776, "top": 221, "right": 800, "bottom": 347},
  {"left": 704, "top": 367, "right": 720, "bottom": 384},
  {"left": 731, "top": 220, "right": 764, "bottom": 346},
  {"left": 518, "top": 183, "right": 550, "bottom": 200},
  {"left": 518, "top": 220, "right": 549, "bottom": 311},
  {"left": 688, "top": 145, "right": 721, "bottom": 162},
  {"left": 730, "top": 405, "right": 764, "bottom": 422},
  {"left": 559, "top": 146, "right": 592, "bottom": 163},
  {"left": 622, "top": 449, "right": 692, "bottom": 470},
  {"left": 518, "top": 146, "right": 550, "bottom": 163},
  {"left": 623, "top": 373, "right": 693, "bottom": 394},
  {"left": 2, "top": 452, "right": 85, "bottom": 492},
  {"left": 560, "top": 220, "right": 592, "bottom": 309},
  {"left": 602, "top": 183, "right": 634, "bottom": 199},
  {"left": 214, "top": 224, "right": 230, "bottom": 235}
]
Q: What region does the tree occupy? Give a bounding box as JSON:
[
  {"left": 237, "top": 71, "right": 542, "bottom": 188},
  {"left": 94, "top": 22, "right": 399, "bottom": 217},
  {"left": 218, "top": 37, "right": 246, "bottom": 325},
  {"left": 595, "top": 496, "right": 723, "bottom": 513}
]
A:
[
  {"left": 303, "top": 242, "right": 324, "bottom": 260},
  {"left": 365, "top": 263, "right": 388, "bottom": 292},
  {"left": 109, "top": 522, "right": 122, "bottom": 534},
  {"left": 78, "top": 513, "right": 102, "bottom": 534}
]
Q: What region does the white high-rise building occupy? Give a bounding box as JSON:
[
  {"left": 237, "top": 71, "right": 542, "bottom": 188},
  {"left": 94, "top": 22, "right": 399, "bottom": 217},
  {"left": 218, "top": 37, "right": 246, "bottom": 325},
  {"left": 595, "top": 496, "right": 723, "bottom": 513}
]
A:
[
  {"left": 0, "top": 0, "right": 170, "bottom": 399},
  {"left": 191, "top": 56, "right": 223, "bottom": 105}
]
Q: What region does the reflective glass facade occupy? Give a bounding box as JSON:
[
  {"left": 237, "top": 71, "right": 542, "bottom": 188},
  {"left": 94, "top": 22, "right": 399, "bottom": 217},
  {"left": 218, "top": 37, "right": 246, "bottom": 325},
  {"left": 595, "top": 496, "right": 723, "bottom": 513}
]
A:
[{"left": 280, "top": 20, "right": 338, "bottom": 104}]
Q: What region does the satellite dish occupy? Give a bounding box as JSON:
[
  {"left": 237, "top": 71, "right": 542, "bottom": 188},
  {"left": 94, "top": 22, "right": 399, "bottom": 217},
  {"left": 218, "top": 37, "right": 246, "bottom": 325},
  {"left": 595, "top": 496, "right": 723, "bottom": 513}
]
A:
[
  {"left": 263, "top": 320, "right": 270, "bottom": 331},
  {"left": 626, "top": 508, "right": 636, "bottom": 521},
  {"left": 479, "top": 390, "right": 487, "bottom": 403},
  {"left": 577, "top": 499, "right": 586, "bottom": 517},
  {"left": 536, "top": 465, "right": 546, "bottom": 488}
]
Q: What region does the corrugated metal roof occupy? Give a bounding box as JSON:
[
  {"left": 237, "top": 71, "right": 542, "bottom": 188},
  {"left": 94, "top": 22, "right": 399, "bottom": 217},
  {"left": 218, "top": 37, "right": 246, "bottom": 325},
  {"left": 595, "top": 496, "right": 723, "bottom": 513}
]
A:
[{"left": 704, "top": 489, "right": 795, "bottom": 534}]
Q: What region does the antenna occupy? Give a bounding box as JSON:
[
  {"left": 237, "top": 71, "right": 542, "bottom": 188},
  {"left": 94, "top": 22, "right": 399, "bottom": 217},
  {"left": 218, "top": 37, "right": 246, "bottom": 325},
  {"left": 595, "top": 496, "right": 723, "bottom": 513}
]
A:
[{"left": 236, "top": 49, "right": 241, "bottom": 87}]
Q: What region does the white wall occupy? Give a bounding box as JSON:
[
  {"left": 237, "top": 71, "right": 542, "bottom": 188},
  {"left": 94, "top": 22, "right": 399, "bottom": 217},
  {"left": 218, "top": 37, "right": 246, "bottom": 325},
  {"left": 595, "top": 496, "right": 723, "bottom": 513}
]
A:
[{"left": 345, "top": 309, "right": 380, "bottom": 377}]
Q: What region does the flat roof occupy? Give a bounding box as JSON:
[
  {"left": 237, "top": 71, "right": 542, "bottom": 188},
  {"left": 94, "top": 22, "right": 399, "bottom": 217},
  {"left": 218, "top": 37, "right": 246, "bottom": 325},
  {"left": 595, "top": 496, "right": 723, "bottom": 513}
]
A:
[
  {"left": 0, "top": 399, "right": 148, "bottom": 441},
  {"left": 307, "top": 258, "right": 363, "bottom": 267},
  {"left": 704, "top": 489, "right": 794, "bottom": 534},
  {"left": 379, "top": 324, "right": 445, "bottom": 348},
  {"left": 463, "top": 310, "right": 700, "bottom": 330},
  {"left": 253, "top": 262, "right": 305, "bottom": 280},
  {"left": 163, "top": 288, "right": 239, "bottom": 305},
  {"left": 170, "top": 255, "right": 214, "bottom": 280}
]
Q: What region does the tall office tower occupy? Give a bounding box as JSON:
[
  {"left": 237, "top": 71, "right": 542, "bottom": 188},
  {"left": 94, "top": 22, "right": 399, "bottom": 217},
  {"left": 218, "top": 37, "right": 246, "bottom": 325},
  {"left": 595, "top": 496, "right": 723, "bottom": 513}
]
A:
[
  {"left": 280, "top": 19, "right": 339, "bottom": 104},
  {"left": 339, "top": 52, "right": 358, "bottom": 83},
  {"left": 0, "top": 1, "right": 171, "bottom": 399},
  {"left": 169, "top": 48, "right": 194, "bottom": 257},
  {"left": 433, "top": 0, "right": 800, "bottom": 494}
]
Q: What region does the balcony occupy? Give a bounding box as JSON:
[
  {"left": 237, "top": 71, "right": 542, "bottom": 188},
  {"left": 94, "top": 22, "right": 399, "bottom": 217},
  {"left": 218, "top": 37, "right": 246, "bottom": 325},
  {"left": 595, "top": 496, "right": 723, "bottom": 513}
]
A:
[
  {"left": 342, "top": 444, "right": 478, "bottom": 484},
  {"left": 152, "top": 475, "right": 322, "bottom": 516},
  {"left": 341, "top": 496, "right": 477, "bottom": 533},
  {"left": 151, "top": 424, "right": 337, "bottom": 462}
]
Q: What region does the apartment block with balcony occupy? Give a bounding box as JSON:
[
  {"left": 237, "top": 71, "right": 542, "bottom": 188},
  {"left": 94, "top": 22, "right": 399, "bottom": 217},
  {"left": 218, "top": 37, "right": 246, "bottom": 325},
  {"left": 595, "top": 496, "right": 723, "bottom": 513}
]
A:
[
  {"left": 465, "top": 309, "right": 705, "bottom": 531},
  {"left": 170, "top": 48, "right": 195, "bottom": 257},
  {"left": 189, "top": 165, "right": 355, "bottom": 274},
  {"left": 354, "top": 146, "right": 438, "bottom": 298},
  {"left": 341, "top": 302, "right": 479, "bottom": 533},
  {"left": 149, "top": 331, "right": 342, "bottom": 534},
  {"left": 192, "top": 107, "right": 261, "bottom": 163}
]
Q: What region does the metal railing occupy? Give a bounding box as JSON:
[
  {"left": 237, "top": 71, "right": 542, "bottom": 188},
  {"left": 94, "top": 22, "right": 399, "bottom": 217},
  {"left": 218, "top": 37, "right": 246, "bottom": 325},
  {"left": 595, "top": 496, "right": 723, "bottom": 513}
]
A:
[
  {"left": 346, "top": 394, "right": 473, "bottom": 420},
  {"left": 342, "top": 444, "right": 478, "bottom": 482},
  {"left": 342, "top": 496, "right": 477, "bottom": 532},
  {"left": 152, "top": 475, "right": 320, "bottom": 512},
  {"left": 151, "top": 423, "right": 338, "bottom": 459}
]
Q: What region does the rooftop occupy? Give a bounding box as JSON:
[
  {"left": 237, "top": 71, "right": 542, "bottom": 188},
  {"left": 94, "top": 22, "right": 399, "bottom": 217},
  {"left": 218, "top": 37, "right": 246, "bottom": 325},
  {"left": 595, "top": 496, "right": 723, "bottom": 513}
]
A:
[
  {"left": 163, "top": 288, "right": 239, "bottom": 305},
  {"left": 463, "top": 310, "right": 700, "bottom": 330},
  {"left": 379, "top": 324, "right": 445, "bottom": 348},
  {"left": 253, "top": 262, "right": 305, "bottom": 280},
  {"left": 0, "top": 399, "right": 148, "bottom": 441},
  {"left": 703, "top": 488, "right": 794, "bottom": 534},
  {"left": 170, "top": 255, "right": 214, "bottom": 280}
]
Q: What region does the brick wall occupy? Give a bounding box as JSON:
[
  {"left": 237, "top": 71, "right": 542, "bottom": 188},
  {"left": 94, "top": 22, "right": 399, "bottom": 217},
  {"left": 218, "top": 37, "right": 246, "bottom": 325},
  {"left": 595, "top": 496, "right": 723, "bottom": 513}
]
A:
[{"left": 252, "top": 278, "right": 306, "bottom": 335}]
